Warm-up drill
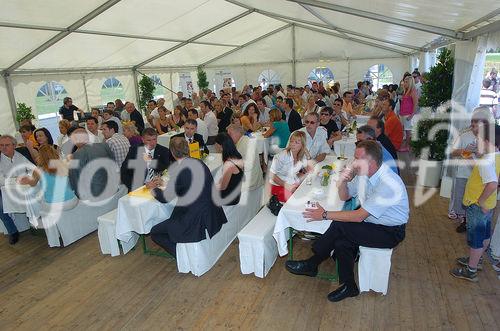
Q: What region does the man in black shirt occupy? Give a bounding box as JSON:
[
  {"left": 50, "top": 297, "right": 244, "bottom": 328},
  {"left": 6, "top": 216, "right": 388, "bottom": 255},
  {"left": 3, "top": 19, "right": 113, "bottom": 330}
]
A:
[
  {"left": 59, "top": 97, "right": 83, "bottom": 122},
  {"left": 368, "top": 116, "right": 398, "bottom": 160},
  {"left": 319, "top": 107, "right": 342, "bottom": 148},
  {"left": 124, "top": 102, "right": 145, "bottom": 134}
]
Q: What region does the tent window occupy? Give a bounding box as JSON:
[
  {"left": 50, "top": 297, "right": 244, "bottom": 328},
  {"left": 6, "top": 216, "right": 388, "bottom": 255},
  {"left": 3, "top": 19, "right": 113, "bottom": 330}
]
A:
[
  {"left": 101, "top": 77, "right": 125, "bottom": 104},
  {"left": 35, "top": 81, "right": 68, "bottom": 116},
  {"left": 364, "top": 64, "right": 393, "bottom": 91},
  {"left": 150, "top": 75, "right": 165, "bottom": 99},
  {"left": 258, "top": 69, "right": 280, "bottom": 88},
  {"left": 308, "top": 67, "right": 335, "bottom": 88}
]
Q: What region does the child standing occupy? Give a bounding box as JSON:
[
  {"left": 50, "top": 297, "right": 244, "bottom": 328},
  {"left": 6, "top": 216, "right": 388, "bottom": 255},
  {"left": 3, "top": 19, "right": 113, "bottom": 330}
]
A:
[{"left": 451, "top": 123, "right": 500, "bottom": 282}]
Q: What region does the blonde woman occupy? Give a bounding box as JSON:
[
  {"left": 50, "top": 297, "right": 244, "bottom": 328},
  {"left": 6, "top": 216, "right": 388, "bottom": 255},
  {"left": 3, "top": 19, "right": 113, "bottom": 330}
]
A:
[
  {"left": 122, "top": 121, "right": 142, "bottom": 146},
  {"left": 305, "top": 94, "right": 320, "bottom": 114},
  {"left": 269, "top": 131, "right": 312, "bottom": 202},
  {"left": 399, "top": 76, "right": 419, "bottom": 152}
]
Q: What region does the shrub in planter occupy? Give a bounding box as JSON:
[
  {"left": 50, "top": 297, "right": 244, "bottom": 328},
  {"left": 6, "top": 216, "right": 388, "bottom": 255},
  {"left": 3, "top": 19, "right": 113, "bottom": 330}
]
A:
[{"left": 410, "top": 118, "right": 450, "bottom": 161}]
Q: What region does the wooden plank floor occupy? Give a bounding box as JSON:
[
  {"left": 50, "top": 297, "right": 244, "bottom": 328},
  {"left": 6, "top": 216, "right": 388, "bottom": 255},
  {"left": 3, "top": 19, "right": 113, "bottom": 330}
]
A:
[{"left": 1, "top": 155, "right": 499, "bottom": 330}]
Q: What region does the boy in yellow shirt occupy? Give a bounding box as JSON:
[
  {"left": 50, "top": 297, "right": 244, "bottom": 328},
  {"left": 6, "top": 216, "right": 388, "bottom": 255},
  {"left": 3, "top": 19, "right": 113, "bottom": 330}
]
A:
[{"left": 451, "top": 123, "right": 500, "bottom": 282}]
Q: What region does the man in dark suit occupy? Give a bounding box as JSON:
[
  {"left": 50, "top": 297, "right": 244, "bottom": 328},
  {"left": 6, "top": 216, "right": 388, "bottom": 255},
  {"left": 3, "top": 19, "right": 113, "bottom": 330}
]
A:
[
  {"left": 125, "top": 102, "right": 145, "bottom": 134},
  {"left": 172, "top": 119, "right": 209, "bottom": 158},
  {"left": 120, "top": 127, "right": 170, "bottom": 192},
  {"left": 68, "top": 128, "right": 119, "bottom": 201},
  {"left": 148, "top": 137, "right": 227, "bottom": 257},
  {"left": 367, "top": 116, "right": 398, "bottom": 160},
  {"left": 283, "top": 97, "right": 303, "bottom": 132}
]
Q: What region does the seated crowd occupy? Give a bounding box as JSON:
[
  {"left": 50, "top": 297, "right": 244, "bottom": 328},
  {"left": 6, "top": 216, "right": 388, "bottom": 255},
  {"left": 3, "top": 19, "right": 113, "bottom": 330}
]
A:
[{"left": 1, "top": 70, "right": 499, "bottom": 302}]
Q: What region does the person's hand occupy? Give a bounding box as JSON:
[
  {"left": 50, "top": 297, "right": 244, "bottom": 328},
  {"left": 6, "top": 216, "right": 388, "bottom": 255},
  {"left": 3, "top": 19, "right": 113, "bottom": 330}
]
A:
[
  {"left": 303, "top": 203, "right": 325, "bottom": 222},
  {"left": 407, "top": 114, "right": 414, "bottom": 120},
  {"left": 26, "top": 140, "right": 34, "bottom": 149},
  {"left": 479, "top": 203, "right": 489, "bottom": 214},
  {"left": 285, "top": 182, "right": 299, "bottom": 193},
  {"left": 143, "top": 153, "right": 153, "bottom": 162},
  {"left": 339, "top": 166, "right": 355, "bottom": 182},
  {"left": 327, "top": 137, "right": 335, "bottom": 147},
  {"left": 17, "top": 176, "right": 30, "bottom": 185}
]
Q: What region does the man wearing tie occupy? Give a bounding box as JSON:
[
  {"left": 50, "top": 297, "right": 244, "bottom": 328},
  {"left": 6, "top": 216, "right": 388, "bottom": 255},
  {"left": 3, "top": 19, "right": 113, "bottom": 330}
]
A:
[
  {"left": 173, "top": 119, "right": 209, "bottom": 158},
  {"left": 121, "top": 128, "right": 170, "bottom": 192}
]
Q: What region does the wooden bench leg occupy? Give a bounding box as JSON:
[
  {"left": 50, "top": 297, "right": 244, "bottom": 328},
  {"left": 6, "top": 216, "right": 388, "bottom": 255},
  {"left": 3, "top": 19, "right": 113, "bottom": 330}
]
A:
[
  {"left": 287, "top": 227, "right": 338, "bottom": 282},
  {"left": 141, "top": 234, "right": 175, "bottom": 259}
]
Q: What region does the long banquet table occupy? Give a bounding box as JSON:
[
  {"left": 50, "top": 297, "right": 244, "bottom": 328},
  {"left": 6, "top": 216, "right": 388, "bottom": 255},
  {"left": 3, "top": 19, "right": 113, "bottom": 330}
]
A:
[
  {"left": 115, "top": 153, "right": 223, "bottom": 253},
  {"left": 273, "top": 155, "right": 347, "bottom": 257}
]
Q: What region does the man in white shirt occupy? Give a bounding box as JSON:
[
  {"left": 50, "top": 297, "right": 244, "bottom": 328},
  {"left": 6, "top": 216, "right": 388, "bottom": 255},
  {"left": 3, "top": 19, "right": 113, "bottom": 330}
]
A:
[
  {"left": 286, "top": 140, "right": 409, "bottom": 302},
  {"left": 86, "top": 117, "right": 104, "bottom": 143},
  {"left": 173, "top": 92, "right": 183, "bottom": 108},
  {"left": 479, "top": 79, "right": 498, "bottom": 118},
  {"left": 227, "top": 124, "right": 263, "bottom": 191},
  {"left": 200, "top": 101, "right": 218, "bottom": 145},
  {"left": 102, "top": 109, "right": 123, "bottom": 134},
  {"left": 0, "top": 135, "right": 32, "bottom": 244},
  {"left": 298, "top": 113, "right": 331, "bottom": 162},
  {"left": 256, "top": 99, "right": 270, "bottom": 125},
  {"left": 187, "top": 109, "right": 208, "bottom": 143}
]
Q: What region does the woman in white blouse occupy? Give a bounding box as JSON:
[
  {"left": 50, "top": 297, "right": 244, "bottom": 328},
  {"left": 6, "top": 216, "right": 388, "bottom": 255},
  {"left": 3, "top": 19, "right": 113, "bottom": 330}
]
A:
[{"left": 269, "top": 131, "right": 312, "bottom": 202}]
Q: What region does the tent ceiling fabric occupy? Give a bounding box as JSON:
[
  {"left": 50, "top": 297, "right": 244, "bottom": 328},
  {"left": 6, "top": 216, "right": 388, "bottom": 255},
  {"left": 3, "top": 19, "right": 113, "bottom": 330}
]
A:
[
  {"left": 19, "top": 34, "right": 179, "bottom": 70},
  {"left": 1, "top": 0, "right": 498, "bottom": 73}
]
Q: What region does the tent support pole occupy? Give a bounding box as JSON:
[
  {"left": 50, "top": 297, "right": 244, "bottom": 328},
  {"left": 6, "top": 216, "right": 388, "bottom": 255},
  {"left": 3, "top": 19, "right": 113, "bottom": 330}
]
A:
[
  {"left": 82, "top": 74, "right": 90, "bottom": 111},
  {"left": 169, "top": 73, "right": 175, "bottom": 105},
  {"left": 292, "top": 24, "right": 297, "bottom": 86},
  {"left": 347, "top": 58, "right": 351, "bottom": 90},
  {"left": 132, "top": 69, "right": 140, "bottom": 110},
  {"left": 3, "top": 73, "right": 19, "bottom": 130}
]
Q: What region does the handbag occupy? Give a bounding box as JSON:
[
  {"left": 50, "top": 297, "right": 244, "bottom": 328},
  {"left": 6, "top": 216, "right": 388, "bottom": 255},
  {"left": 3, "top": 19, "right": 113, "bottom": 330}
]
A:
[{"left": 267, "top": 194, "right": 283, "bottom": 216}]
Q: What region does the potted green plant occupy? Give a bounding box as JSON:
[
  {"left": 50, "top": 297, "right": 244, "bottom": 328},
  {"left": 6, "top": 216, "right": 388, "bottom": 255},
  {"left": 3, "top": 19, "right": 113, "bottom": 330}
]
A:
[
  {"left": 138, "top": 75, "right": 155, "bottom": 111},
  {"left": 16, "top": 102, "right": 36, "bottom": 124},
  {"left": 197, "top": 67, "right": 209, "bottom": 92},
  {"left": 411, "top": 48, "right": 454, "bottom": 187}
]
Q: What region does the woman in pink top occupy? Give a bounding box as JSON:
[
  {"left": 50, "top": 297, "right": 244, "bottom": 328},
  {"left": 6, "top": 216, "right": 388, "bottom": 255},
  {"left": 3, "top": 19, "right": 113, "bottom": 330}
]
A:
[{"left": 399, "top": 76, "right": 419, "bottom": 152}]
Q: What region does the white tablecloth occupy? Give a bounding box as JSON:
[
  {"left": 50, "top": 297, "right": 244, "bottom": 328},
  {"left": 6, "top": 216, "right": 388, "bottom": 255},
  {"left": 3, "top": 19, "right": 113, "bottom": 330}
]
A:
[
  {"left": 333, "top": 136, "right": 357, "bottom": 159},
  {"left": 249, "top": 132, "right": 270, "bottom": 161},
  {"left": 115, "top": 154, "right": 223, "bottom": 253},
  {"left": 354, "top": 115, "right": 370, "bottom": 127},
  {"left": 273, "top": 156, "right": 346, "bottom": 256},
  {"left": 157, "top": 129, "right": 185, "bottom": 149},
  {"left": 1, "top": 183, "right": 41, "bottom": 226}
]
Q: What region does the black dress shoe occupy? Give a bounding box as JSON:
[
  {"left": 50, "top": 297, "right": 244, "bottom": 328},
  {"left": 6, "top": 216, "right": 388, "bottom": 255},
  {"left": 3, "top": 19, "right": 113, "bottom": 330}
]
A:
[
  {"left": 285, "top": 260, "right": 318, "bottom": 277},
  {"left": 8, "top": 232, "right": 19, "bottom": 245},
  {"left": 327, "top": 284, "right": 360, "bottom": 302}
]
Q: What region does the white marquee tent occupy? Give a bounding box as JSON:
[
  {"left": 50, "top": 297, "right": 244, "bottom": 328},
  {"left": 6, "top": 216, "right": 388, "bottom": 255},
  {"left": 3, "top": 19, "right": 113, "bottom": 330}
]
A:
[{"left": 1, "top": 0, "right": 499, "bottom": 135}]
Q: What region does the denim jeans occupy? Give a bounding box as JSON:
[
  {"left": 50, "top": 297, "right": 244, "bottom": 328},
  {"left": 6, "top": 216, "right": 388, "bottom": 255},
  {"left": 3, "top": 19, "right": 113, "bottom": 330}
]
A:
[
  {"left": 0, "top": 191, "right": 18, "bottom": 234},
  {"left": 466, "top": 204, "right": 493, "bottom": 249}
]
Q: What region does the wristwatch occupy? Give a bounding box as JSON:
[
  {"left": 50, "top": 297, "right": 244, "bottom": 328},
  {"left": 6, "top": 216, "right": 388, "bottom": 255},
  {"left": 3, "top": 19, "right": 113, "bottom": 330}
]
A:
[{"left": 322, "top": 210, "right": 328, "bottom": 220}]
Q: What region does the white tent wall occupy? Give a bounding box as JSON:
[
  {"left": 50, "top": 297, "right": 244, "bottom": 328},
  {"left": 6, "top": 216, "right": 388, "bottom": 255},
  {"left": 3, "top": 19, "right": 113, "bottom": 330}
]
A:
[
  {"left": 0, "top": 78, "right": 16, "bottom": 135},
  {"left": 84, "top": 71, "right": 136, "bottom": 108},
  {"left": 11, "top": 73, "right": 87, "bottom": 118}
]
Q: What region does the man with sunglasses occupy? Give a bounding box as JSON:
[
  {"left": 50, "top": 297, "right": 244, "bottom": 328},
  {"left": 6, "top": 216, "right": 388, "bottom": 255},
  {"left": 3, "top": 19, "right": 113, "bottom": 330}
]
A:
[
  {"left": 319, "top": 107, "right": 342, "bottom": 148},
  {"left": 298, "top": 113, "right": 331, "bottom": 162},
  {"left": 332, "top": 98, "right": 348, "bottom": 130}
]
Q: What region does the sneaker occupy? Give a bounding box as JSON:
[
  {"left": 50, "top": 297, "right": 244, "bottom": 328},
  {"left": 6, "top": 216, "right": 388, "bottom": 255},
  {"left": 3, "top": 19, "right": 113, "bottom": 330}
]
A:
[
  {"left": 448, "top": 211, "right": 458, "bottom": 220},
  {"left": 450, "top": 266, "right": 478, "bottom": 282},
  {"left": 486, "top": 247, "right": 500, "bottom": 265},
  {"left": 456, "top": 256, "right": 483, "bottom": 270}
]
